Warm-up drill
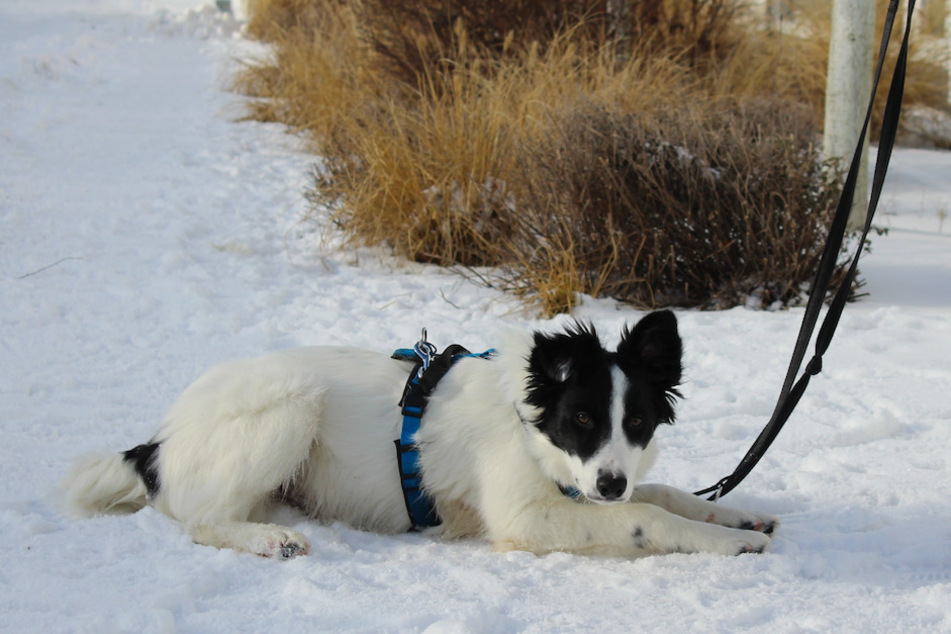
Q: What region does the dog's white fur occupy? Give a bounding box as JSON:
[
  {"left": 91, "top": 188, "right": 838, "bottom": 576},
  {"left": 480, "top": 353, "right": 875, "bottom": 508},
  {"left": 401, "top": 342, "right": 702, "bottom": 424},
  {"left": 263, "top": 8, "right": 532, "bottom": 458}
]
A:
[{"left": 64, "top": 333, "right": 776, "bottom": 559}]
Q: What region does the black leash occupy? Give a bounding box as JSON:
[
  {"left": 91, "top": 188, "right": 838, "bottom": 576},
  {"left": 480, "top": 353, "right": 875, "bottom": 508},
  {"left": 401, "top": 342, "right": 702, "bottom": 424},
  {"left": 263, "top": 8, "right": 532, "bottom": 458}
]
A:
[{"left": 695, "top": 0, "right": 916, "bottom": 500}]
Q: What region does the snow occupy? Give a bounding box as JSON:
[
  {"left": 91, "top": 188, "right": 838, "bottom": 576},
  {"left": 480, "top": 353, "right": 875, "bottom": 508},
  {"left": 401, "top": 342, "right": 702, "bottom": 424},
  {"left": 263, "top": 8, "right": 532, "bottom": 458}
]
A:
[{"left": 2, "top": 1, "right": 950, "bottom": 632}]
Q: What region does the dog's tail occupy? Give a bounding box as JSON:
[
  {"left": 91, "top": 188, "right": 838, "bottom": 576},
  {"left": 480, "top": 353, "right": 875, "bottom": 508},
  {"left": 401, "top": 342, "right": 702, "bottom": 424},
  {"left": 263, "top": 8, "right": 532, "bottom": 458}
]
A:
[{"left": 61, "top": 450, "right": 150, "bottom": 517}]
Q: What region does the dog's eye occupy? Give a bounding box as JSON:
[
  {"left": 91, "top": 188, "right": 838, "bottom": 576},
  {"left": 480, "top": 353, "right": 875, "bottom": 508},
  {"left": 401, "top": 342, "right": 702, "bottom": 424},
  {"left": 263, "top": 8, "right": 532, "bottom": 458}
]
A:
[
  {"left": 574, "top": 411, "right": 593, "bottom": 428},
  {"left": 627, "top": 416, "right": 643, "bottom": 428}
]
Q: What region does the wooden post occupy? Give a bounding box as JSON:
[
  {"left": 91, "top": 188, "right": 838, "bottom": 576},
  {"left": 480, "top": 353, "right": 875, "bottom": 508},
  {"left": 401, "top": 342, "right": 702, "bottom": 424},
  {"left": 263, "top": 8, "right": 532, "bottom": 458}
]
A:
[{"left": 823, "top": 0, "right": 876, "bottom": 229}]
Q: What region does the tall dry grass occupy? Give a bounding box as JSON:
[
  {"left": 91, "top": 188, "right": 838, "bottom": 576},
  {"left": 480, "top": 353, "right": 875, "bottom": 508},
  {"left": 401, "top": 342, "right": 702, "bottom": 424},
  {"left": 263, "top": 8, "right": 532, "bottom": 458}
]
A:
[
  {"left": 501, "top": 100, "right": 845, "bottom": 312},
  {"left": 310, "top": 32, "right": 700, "bottom": 272},
  {"left": 235, "top": 0, "right": 947, "bottom": 315},
  {"left": 234, "top": 0, "right": 400, "bottom": 153}
]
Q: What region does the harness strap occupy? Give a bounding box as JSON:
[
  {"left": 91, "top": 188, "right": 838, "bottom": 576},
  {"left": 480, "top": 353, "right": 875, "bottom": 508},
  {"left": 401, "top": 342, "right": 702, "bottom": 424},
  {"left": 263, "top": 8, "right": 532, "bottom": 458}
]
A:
[
  {"left": 694, "top": 0, "right": 915, "bottom": 500},
  {"left": 393, "top": 342, "right": 494, "bottom": 530}
]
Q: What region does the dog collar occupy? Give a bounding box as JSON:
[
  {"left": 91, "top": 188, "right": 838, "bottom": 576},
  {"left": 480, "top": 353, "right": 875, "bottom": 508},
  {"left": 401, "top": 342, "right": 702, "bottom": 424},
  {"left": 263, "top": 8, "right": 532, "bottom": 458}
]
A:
[{"left": 514, "top": 403, "right": 587, "bottom": 503}]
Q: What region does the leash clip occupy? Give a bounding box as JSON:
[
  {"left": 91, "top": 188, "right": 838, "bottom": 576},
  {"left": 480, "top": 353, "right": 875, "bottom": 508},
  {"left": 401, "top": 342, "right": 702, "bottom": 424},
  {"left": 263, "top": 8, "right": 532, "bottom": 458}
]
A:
[{"left": 413, "top": 327, "right": 437, "bottom": 377}]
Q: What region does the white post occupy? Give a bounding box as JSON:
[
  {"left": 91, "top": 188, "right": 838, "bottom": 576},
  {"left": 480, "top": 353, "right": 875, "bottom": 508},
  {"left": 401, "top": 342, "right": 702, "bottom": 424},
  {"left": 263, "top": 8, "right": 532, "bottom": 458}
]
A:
[{"left": 823, "top": 0, "right": 877, "bottom": 229}]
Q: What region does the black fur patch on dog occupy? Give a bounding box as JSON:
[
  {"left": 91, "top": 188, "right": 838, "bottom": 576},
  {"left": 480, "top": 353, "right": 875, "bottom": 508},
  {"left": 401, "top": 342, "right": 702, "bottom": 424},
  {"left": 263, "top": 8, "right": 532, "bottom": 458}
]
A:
[
  {"left": 523, "top": 312, "right": 683, "bottom": 459},
  {"left": 123, "top": 442, "right": 161, "bottom": 497}
]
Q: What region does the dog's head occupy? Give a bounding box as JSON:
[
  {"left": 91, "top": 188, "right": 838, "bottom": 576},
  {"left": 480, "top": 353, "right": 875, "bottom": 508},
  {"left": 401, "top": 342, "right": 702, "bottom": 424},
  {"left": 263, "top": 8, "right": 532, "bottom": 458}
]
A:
[{"left": 522, "top": 310, "right": 683, "bottom": 504}]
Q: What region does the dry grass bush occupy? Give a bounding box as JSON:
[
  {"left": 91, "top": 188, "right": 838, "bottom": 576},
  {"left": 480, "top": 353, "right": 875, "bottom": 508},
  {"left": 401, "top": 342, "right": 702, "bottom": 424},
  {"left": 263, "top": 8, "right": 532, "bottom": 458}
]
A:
[
  {"left": 625, "top": 0, "right": 741, "bottom": 65},
  {"left": 243, "top": 0, "right": 327, "bottom": 41},
  {"left": 234, "top": 0, "right": 391, "bottom": 151},
  {"left": 311, "top": 33, "right": 696, "bottom": 269},
  {"left": 235, "top": 0, "right": 947, "bottom": 315},
  {"left": 356, "top": 0, "right": 603, "bottom": 87},
  {"left": 357, "top": 0, "right": 745, "bottom": 87},
  {"left": 310, "top": 70, "right": 520, "bottom": 266},
  {"left": 501, "top": 100, "right": 845, "bottom": 313}
]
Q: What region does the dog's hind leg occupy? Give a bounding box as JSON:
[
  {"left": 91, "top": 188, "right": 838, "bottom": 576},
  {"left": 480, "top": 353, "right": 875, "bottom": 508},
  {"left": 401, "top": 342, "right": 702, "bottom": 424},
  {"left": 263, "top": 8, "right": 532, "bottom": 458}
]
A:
[
  {"left": 189, "top": 521, "right": 311, "bottom": 559},
  {"left": 631, "top": 484, "right": 779, "bottom": 535},
  {"left": 160, "top": 426, "right": 317, "bottom": 558},
  {"left": 152, "top": 369, "right": 328, "bottom": 558}
]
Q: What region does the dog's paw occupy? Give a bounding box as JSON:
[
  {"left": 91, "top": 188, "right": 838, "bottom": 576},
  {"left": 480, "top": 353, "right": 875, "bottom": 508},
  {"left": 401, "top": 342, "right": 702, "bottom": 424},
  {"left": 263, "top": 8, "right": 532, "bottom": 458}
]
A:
[
  {"left": 681, "top": 523, "right": 771, "bottom": 556},
  {"left": 726, "top": 529, "right": 771, "bottom": 556},
  {"left": 708, "top": 508, "right": 780, "bottom": 536},
  {"left": 739, "top": 514, "right": 780, "bottom": 536},
  {"left": 252, "top": 527, "right": 312, "bottom": 559}
]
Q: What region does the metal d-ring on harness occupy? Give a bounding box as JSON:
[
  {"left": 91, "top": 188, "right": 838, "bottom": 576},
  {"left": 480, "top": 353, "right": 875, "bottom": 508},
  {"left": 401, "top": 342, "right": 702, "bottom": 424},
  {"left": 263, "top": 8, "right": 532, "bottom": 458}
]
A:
[
  {"left": 392, "top": 329, "right": 494, "bottom": 530},
  {"left": 695, "top": 0, "right": 916, "bottom": 501}
]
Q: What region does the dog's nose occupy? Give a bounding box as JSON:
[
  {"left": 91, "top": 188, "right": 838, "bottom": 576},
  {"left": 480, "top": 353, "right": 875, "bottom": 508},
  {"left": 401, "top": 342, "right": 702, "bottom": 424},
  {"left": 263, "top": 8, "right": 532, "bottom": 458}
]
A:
[{"left": 596, "top": 472, "right": 627, "bottom": 500}]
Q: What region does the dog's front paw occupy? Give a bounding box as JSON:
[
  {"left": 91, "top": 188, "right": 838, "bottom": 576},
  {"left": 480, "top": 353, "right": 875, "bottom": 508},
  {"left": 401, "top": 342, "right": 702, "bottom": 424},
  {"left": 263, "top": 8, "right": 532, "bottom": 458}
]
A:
[
  {"left": 708, "top": 508, "right": 780, "bottom": 536},
  {"left": 724, "top": 529, "right": 771, "bottom": 556},
  {"left": 253, "top": 527, "right": 312, "bottom": 559},
  {"left": 681, "top": 522, "right": 772, "bottom": 556},
  {"left": 739, "top": 514, "right": 780, "bottom": 536},
  {"left": 691, "top": 523, "right": 771, "bottom": 556}
]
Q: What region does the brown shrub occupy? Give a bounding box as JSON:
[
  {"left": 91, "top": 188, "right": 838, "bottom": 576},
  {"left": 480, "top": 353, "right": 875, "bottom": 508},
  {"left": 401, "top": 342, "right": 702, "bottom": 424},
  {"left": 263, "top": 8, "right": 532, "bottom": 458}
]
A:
[
  {"left": 355, "top": 0, "right": 748, "bottom": 87},
  {"left": 310, "top": 73, "right": 519, "bottom": 266},
  {"left": 356, "top": 0, "right": 603, "bottom": 86},
  {"left": 234, "top": 0, "right": 946, "bottom": 315},
  {"left": 244, "top": 0, "right": 334, "bottom": 41},
  {"left": 498, "top": 99, "right": 846, "bottom": 313},
  {"left": 308, "top": 34, "right": 696, "bottom": 268},
  {"left": 625, "top": 0, "right": 743, "bottom": 63}
]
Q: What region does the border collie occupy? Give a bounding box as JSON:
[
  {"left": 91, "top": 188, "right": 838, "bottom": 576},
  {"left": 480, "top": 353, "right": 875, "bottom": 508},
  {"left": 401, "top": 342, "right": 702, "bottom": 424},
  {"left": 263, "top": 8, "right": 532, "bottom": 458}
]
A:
[{"left": 63, "top": 311, "right": 776, "bottom": 558}]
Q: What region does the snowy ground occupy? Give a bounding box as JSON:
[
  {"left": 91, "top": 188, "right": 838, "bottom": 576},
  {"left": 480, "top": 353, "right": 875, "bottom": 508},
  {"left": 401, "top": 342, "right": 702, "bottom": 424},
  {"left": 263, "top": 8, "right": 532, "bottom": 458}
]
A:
[{"left": 2, "top": 2, "right": 950, "bottom": 632}]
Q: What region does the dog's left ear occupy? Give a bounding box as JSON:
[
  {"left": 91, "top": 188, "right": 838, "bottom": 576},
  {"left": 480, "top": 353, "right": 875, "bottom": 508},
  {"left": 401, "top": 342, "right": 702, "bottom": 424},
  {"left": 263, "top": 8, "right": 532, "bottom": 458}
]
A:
[{"left": 617, "top": 310, "right": 683, "bottom": 395}]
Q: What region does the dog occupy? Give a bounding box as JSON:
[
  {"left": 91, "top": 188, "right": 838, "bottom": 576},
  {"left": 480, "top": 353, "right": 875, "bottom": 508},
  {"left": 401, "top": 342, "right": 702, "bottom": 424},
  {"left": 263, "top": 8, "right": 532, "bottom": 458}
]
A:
[{"left": 63, "top": 310, "right": 777, "bottom": 558}]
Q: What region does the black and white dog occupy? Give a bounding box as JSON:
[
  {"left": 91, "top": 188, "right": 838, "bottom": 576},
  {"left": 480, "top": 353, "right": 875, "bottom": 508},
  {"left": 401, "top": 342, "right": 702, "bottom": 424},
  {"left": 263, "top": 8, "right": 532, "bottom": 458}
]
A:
[{"left": 64, "top": 311, "right": 776, "bottom": 558}]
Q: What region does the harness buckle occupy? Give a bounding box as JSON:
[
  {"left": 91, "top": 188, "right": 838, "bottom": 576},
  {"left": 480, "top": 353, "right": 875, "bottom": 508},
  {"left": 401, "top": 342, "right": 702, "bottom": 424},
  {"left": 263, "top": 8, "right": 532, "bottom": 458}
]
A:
[{"left": 413, "top": 327, "right": 437, "bottom": 377}]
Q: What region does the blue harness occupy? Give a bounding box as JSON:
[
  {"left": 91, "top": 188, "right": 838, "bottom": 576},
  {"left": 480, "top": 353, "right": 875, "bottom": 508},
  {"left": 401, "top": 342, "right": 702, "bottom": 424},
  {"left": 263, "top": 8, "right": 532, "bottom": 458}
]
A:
[{"left": 392, "top": 332, "right": 494, "bottom": 530}]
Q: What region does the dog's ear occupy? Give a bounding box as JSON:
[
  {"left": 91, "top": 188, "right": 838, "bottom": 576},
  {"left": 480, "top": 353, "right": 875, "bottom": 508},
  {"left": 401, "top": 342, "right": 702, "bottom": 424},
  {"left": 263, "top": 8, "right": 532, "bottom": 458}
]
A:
[
  {"left": 618, "top": 310, "right": 683, "bottom": 395},
  {"left": 529, "top": 322, "right": 602, "bottom": 385}
]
